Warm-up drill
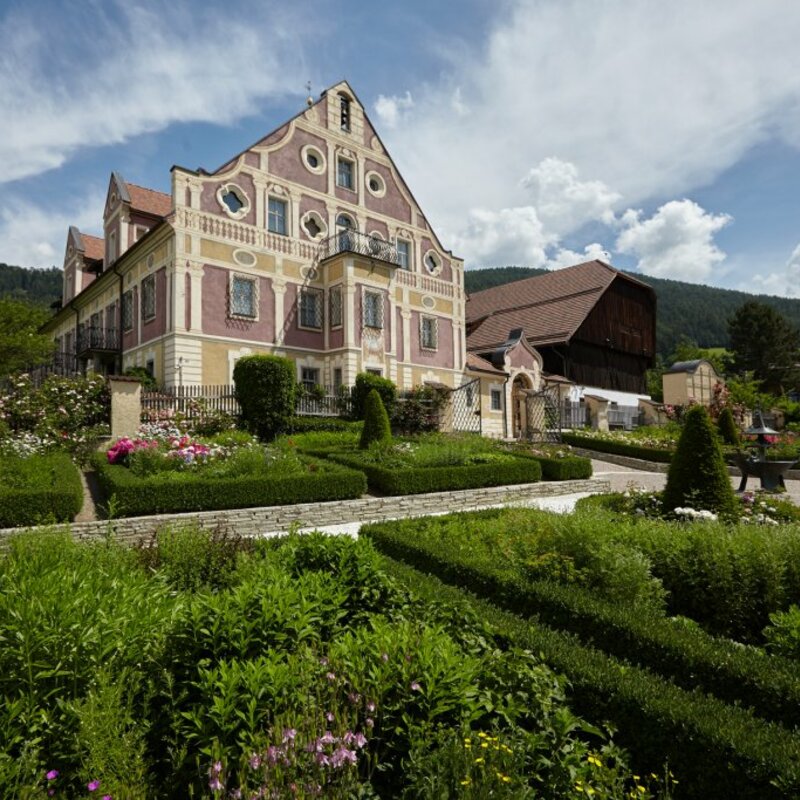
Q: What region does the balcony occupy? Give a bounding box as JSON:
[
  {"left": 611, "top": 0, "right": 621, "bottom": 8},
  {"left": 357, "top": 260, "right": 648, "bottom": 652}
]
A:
[
  {"left": 318, "top": 230, "right": 400, "bottom": 266},
  {"left": 76, "top": 326, "right": 121, "bottom": 356}
]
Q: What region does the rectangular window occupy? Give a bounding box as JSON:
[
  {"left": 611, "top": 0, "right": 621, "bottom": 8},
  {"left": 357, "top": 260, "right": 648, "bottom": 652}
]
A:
[
  {"left": 122, "top": 291, "right": 133, "bottom": 331},
  {"left": 133, "top": 224, "right": 148, "bottom": 242},
  {"left": 268, "top": 197, "right": 287, "bottom": 235},
  {"left": 299, "top": 288, "right": 323, "bottom": 329},
  {"left": 396, "top": 239, "right": 411, "bottom": 270},
  {"left": 333, "top": 367, "right": 343, "bottom": 391},
  {"left": 366, "top": 367, "right": 382, "bottom": 376},
  {"left": 301, "top": 366, "right": 320, "bottom": 391},
  {"left": 420, "top": 315, "right": 438, "bottom": 350},
  {"left": 363, "top": 290, "right": 383, "bottom": 329},
  {"left": 337, "top": 158, "right": 354, "bottom": 190},
  {"left": 141, "top": 275, "right": 156, "bottom": 322},
  {"left": 329, "top": 286, "right": 343, "bottom": 328},
  {"left": 230, "top": 274, "right": 257, "bottom": 318},
  {"left": 491, "top": 389, "right": 503, "bottom": 411}
]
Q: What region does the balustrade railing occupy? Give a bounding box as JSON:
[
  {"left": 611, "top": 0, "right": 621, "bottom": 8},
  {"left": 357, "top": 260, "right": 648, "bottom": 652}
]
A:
[
  {"left": 76, "top": 326, "right": 120, "bottom": 354},
  {"left": 317, "top": 230, "right": 400, "bottom": 265}
]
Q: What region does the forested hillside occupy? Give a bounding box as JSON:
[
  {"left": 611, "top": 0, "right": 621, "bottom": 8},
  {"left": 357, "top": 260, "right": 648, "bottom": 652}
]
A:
[
  {"left": 0, "top": 264, "right": 62, "bottom": 307},
  {"left": 464, "top": 266, "right": 800, "bottom": 357}
]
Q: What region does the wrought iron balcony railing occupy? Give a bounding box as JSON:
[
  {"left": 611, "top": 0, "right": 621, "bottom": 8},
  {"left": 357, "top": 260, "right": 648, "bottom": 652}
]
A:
[
  {"left": 76, "top": 326, "right": 121, "bottom": 355},
  {"left": 318, "top": 230, "right": 400, "bottom": 266}
]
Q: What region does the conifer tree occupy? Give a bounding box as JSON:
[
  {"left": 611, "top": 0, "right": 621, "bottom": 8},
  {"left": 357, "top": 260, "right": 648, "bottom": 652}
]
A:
[{"left": 359, "top": 389, "right": 392, "bottom": 449}]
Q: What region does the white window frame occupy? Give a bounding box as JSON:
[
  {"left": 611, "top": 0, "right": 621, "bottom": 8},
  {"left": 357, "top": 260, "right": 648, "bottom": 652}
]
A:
[
  {"left": 298, "top": 288, "right": 323, "bottom": 331},
  {"left": 420, "top": 315, "right": 438, "bottom": 351},
  {"left": 490, "top": 387, "right": 503, "bottom": 412},
  {"left": 423, "top": 249, "right": 442, "bottom": 276},
  {"left": 267, "top": 197, "right": 288, "bottom": 235},
  {"left": 336, "top": 157, "right": 355, "bottom": 190},
  {"left": 363, "top": 290, "right": 383, "bottom": 330},
  {"left": 329, "top": 285, "right": 343, "bottom": 329},
  {"left": 216, "top": 183, "right": 250, "bottom": 220},
  {"left": 122, "top": 290, "right": 134, "bottom": 332},
  {"left": 228, "top": 273, "right": 259, "bottom": 320},
  {"left": 396, "top": 238, "right": 411, "bottom": 270},
  {"left": 301, "top": 366, "right": 321, "bottom": 391},
  {"left": 141, "top": 275, "right": 156, "bottom": 322}
]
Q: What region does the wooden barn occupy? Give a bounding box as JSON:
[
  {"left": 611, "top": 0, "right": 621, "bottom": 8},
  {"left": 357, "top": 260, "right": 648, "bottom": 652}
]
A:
[{"left": 465, "top": 261, "right": 657, "bottom": 393}]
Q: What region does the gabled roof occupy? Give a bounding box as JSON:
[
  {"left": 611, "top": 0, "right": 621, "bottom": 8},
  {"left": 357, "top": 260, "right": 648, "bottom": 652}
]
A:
[
  {"left": 466, "top": 260, "right": 654, "bottom": 352},
  {"left": 127, "top": 183, "right": 172, "bottom": 218},
  {"left": 665, "top": 359, "right": 718, "bottom": 375},
  {"left": 81, "top": 233, "right": 105, "bottom": 262},
  {"left": 466, "top": 352, "right": 506, "bottom": 375}
]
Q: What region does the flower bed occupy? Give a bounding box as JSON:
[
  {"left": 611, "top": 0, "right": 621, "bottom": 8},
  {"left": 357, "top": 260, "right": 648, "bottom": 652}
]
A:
[
  {"left": 562, "top": 431, "right": 674, "bottom": 463},
  {"left": 0, "top": 528, "right": 654, "bottom": 798},
  {"left": 0, "top": 453, "right": 83, "bottom": 527},
  {"left": 93, "top": 431, "right": 366, "bottom": 516}
]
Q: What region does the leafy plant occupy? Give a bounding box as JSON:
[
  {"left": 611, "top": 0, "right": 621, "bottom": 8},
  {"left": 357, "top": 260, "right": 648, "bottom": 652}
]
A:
[
  {"left": 233, "top": 354, "right": 296, "bottom": 440},
  {"left": 359, "top": 389, "right": 392, "bottom": 450},
  {"left": 352, "top": 372, "right": 396, "bottom": 420}
]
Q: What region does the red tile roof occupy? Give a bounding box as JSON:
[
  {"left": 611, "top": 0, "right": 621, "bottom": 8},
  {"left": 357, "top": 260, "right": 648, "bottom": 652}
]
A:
[
  {"left": 466, "top": 352, "right": 506, "bottom": 375},
  {"left": 81, "top": 233, "right": 105, "bottom": 262},
  {"left": 466, "top": 260, "right": 652, "bottom": 352},
  {"left": 127, "top": 183, "right": 172, "bottom": 218}
]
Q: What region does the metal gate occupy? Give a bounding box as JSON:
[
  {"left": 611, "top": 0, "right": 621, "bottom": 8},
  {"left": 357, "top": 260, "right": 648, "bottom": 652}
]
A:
[
  {"left": 525, "top": 386, "right": 561, "bottom": 442},
  {"left": 449, "top": 378, "right": 482, "bottom": 434}
]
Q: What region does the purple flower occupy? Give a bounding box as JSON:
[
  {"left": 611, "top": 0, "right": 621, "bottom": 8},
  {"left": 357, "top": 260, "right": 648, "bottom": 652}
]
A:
[
  {"left": 208, "top": 776, "right": 223, "bottom": 792},
  {"left": 87, "top": 780, "right": 101, "bottom": 792},
  {"left": 210, "top": 761, "right": 223, "bottom": 775},
  {"left": 347, "top": 691, "right": 360, "bottom": 705},
  {"left": 314, "top": 752, "right": 330, "bottom": 767},
  {"left": 380, "top": 653, "right": 389, "bottom": 663},
  {"left": 331, "top": 746, "right": 358, "bottom": 768},
  {"left": 249, "top": 753, "right": 262, "bottom": 770},
  {"left": 365, "top": 717, "right": 374, "bottom": 728},
  {"left": 324, "top": 711, "right": 335, "bottom": 722},
  {"left": 353, "top": 732, "right": 368, "bottom": 749},
  {"left": 410, "top": 681, "right": 422, "bottom": 692},
  {"left": 266, "top": 745, "right": 283, "bottom": 765},
  {"left": 282, "top": 728, "right": 297, "bottom": 743},
  {"left": 325, "top": 671, "right": 336, "bottom": 682},
  {"left": 48, "top": 792, "right": 55, "bottom": 798},
  {"left": 320, "top": 730, "right": 336, "bottom": 745},
  {"left": 46, "top": 770, "right": 59, "bottom": 781},
  {"left": 366, "top": 700, "right": 376, "bottom": 713},
  {"left": 102, "top": 796, "right": 113, "bottom": 800}
]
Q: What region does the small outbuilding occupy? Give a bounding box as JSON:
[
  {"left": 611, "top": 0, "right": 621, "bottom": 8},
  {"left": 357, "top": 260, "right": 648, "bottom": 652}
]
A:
[{"left": 662, "top": 359, "right": 724, "bottom": 406}]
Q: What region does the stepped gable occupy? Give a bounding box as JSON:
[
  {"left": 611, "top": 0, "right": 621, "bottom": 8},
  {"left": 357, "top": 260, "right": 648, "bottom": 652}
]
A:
[{"left": 466, "top": 260, "right": 651, "bottom": 352}]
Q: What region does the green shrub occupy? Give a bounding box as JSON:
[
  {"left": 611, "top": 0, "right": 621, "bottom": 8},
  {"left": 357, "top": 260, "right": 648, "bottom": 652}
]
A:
[
  {"left": 285, "top": 416, "right": 360, "bottom": 433},
  {"left": 717, "top": 406, "right": 740, "bottom": 445},
  {"left": 330, "top": 454, "right": 541, "bottom": 495},
  {"left": 0, "top": 453, "right": 83, "bottom": 527},
  {"left": 352, "top": 372, "right": 396, "bottom": 419},
  {"left": 662, "top": 404, "right": 738, "bottom": 519},
  {"left": 764, "top": 605, "right": 800, "bottom": 660},
  {"left": 363, "top": 514, "right": 800, "bottom": 729},
  {"left": 92, "top": 454, "right": 366, "bottom": 516},
  {"left": 122, "top": 366, "right": 159, "bottom": 391},
  {"left": 383, "top": 557, "right": 800, "bottom": 800},
  {"left": 516, "top": 452, "right": 592, "bottom": 480},
  {"left": 561, "top": 432, "right": 673, "bottom": 462},
  {"left": 392, "top": 385, "right": 449, "bottom": 434},
  {"left": 233, "top": 355, "right": 296, "bottom": 439},
  {"left": 359, "top": 389, "right": 392, "bottom": 449}
]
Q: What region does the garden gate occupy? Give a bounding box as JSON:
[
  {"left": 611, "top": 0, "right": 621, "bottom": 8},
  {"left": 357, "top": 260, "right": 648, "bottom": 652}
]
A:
[
  {"left": 524, "top": 386, "right": 562, "bottom": 442},
  {"left": 449, "top": 378, "right": 482, "bottom": 434}
]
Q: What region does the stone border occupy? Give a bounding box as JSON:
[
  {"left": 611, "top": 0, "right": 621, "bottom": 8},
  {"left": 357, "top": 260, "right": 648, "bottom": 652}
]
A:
[{"left": 0, "top": 478, "right": 608, "bottom": 548}]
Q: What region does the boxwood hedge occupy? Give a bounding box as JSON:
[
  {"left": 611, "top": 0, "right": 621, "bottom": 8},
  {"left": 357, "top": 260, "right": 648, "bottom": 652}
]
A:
[
  {"left": 92, "top": 455, "right": 366, "bottom": 517},
  {"left": 561, "top": 432, "right": 673, "bottom": 463},
  {"left": 516, "top": 452, "right": 593, "bottom": 480},
  {"left": 328, "top": 454, "right": 541, "bottom": 495},
  {"left": 0, "top": 453, "right": 83, "bottom": 528},
  {"left": 363, "top": 518, "right": 800, "bottom": 730},
  {"left": 382, "top": 557, "right": 800, "bottom": 800}
]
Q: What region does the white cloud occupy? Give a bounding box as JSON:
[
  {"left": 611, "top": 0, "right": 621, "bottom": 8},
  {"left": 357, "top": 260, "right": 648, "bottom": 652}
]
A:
[
  {"left": 0, "top": 192, "right": 105, "bottom": 269},
  {"left": 744, "top": 245, "right": 800, "bottom": 298},
  {"left": 0, "top": 1, "right": 307, "bottom": 184},
  {"left": 546, "top": 243, "right": 611, "bottom": 270},
  {"left": 449, "top": 206, "right": 555, "bottom": 268},
  {"left": 615, "top": 200, "right": 731, "bottom": 282},
  {"left": 374, "top": 91, "right": 415, "bottom": 129},
  {"left": 376, "top": 0, "right": 800, "bottom": 270},
  {"left": 521, "top": 158, "right": 620, "bottom": 235}
]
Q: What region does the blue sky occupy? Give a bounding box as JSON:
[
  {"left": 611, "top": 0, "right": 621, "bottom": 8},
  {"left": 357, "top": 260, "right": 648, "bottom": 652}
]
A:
[{"left": 3, "top": 0, "right": 800, "bottom": 297}]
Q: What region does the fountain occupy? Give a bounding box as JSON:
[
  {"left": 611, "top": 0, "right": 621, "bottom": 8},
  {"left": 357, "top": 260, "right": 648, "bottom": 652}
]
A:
[{"left": 735, "top": 409, "right": 797, "bottom": 492}]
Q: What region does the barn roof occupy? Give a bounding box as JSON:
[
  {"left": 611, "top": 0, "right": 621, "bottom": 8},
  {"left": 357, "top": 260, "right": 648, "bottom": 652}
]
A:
[{"left": 465, "top": 260, "right": 654, "bottom": 352}]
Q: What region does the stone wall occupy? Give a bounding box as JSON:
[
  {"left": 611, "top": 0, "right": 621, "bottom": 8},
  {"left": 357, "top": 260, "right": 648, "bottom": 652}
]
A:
[{"left": 0, "top": 479, "right": 607, "bottom": 549}]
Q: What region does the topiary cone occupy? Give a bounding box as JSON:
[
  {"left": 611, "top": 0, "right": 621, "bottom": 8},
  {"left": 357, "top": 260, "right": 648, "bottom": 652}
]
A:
[
  {"left": 717, "top": 406, "right": 740, "bottom": 446},
  {"left": 359, "top": 389, "right": 392, "bottom": 449},
  {"left": 663, "top": 404, "right": 738, "bottom": 520}
]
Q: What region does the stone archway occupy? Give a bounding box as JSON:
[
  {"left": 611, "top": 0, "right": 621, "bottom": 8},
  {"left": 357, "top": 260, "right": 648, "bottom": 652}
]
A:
[{"left": 512, "top": 372, "right": 534, "bottom": 438}]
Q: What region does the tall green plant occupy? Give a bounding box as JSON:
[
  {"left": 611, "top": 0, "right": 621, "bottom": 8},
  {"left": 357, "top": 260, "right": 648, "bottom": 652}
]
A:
[
  {"left": 662, "top": 405, "right": 738, "bottom": 519},
  {"left": 359, "top": 389, "right": 392, "bottom": 450},
  {"left": 717, "top": 406, "right": 739, "bottom": 446},
  {"left": 233, "top": 355, "right": 296, "bottom": 440},
  {"left": 352, "top": 372, "right": 396, "bottom": 419}
]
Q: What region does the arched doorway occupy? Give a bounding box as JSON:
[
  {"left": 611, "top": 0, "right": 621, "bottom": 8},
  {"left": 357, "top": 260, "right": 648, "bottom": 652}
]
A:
[{"left": 512, "top": 372, "right": 533, "bottom": 438}]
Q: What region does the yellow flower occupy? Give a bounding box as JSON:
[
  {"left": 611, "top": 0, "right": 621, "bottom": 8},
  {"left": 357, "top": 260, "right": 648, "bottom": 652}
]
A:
[
  {"left": 474, "top": 757, "right": 484, "bottom": 764},
  {"left": 637, "top": 786, "right": 646, "bottom": 794},
  {"left": 464, "top": 741, "right": 471, "bottom": 749},
  {"left": 481, "top": 742, "right": 489, "bottom": 749},
  {"left": 587, "top": 755, "right": 602, "bottom": 767},
  {"left": 460, "top": 778, "right": 471, "bottom": 786},
  {"left": 502, "top": 776, "right": 511, "bottom": 783}
]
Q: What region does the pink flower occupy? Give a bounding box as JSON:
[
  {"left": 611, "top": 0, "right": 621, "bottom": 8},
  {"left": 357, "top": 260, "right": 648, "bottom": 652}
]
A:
[
  {"left": 46, "top": 770, "right": 59, "bottom": 781},
  {"left": 410, "top": 681, "right": 421, "bottom": 692},
  {"left": 87, "top": 780, "right": 101, "bottom": 791}
]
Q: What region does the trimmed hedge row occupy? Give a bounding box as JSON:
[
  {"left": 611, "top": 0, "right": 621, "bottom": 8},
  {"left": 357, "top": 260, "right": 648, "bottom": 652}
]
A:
[
  {"left": 517, "top": 452, "right": 593, "bottom": 481},
  {"left": 381, "top": 557, "right": 800, "bottom": 800},
  {"left": 0, "top": 453, "right": 83, "bottom": 528},
  {"left": 92, "top": 456, "right": 366, "bottom": 517},
  {"left": 363, "top": 519, "right": 800, "bottom": 730},
  {"left": 561, "top": 432, "right": 673, "bottom": 463},
  {"left": 285, "top": 416, "right": 360, "bottom": 433},
  {"left": 328, "top": 454, "right": 541, "bottom": 495}
]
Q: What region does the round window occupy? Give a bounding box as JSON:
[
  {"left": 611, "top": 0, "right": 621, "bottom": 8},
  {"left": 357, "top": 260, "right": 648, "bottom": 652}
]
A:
[
  {"left": 301, "top": 145, "right": 326, "bottom": 175},
  {"left": 307, "top": 152, "right": 319, "bottom": 168},
  {"left": 365, "top": 170, "right": 386, "bottom": 197}
]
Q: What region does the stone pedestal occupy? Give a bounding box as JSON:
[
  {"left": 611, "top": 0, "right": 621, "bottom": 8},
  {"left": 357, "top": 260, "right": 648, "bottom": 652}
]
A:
[
  {"left": 584, "top": 394, "right": 609, "bottom": 431},
  {"left": 109, "top": 377, "right": 142, "bottom": 440}
]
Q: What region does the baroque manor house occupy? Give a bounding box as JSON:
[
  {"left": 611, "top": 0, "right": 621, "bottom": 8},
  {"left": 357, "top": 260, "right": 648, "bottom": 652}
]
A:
[{"left": 43, "top": 81, "right": 544, "bottom": 437}]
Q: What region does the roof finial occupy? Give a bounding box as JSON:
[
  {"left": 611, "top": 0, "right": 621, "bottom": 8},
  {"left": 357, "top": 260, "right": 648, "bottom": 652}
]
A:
[{"left": 306, "top": 81, "right": 314, "bottom": 108}]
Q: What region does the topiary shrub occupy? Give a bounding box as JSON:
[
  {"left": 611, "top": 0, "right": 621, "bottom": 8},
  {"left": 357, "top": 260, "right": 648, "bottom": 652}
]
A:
[
  {"left": 662, "top": 404, "right": 738, "bottom": 520},
  {"left": 352, "top": 373, "right": 396, "bottom": 420},
  {"left": 233, "top": 355, "right": 296, "bottom": 440},
  {"left": 717, "top": 406, "right": 740, "bottom": 446},
  {"left": 359, "top": 389, "right": 392, "bottom": 450}
]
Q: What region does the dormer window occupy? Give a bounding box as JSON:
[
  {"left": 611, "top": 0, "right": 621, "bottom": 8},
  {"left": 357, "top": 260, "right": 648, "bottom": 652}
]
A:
[{"left": 339, "top": 94, "right": 351, "bottom": 131}]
